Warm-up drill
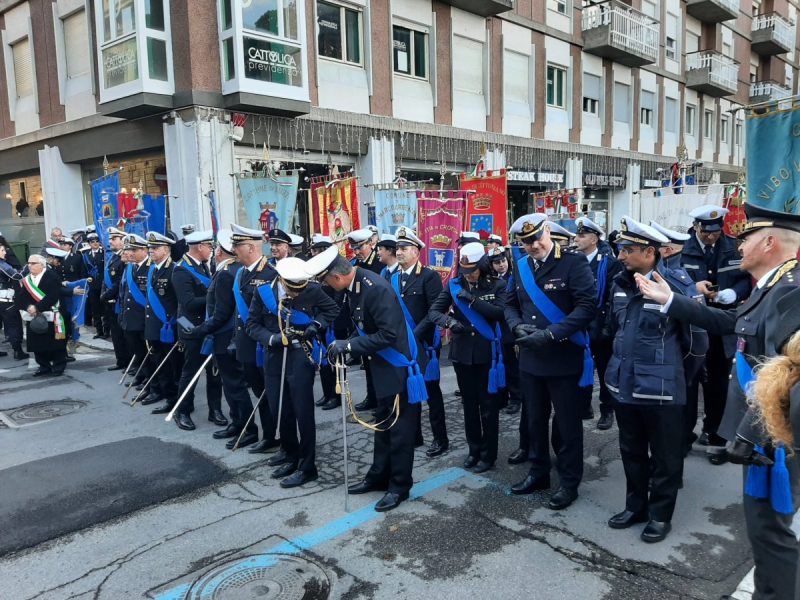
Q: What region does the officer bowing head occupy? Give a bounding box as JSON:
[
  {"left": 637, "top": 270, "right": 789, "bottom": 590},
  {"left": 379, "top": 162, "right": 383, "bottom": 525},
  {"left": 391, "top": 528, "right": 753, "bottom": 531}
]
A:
[
  {"left": 459, "top": 242, "right": 486, "bottom": 284},
  {"left": 688, "top": 204, "right": 729, "bottom": 248},
  {"left": 509, "top": 213, "right": 551, "bottom": 260},
  {"left": 347, "top": 228, "right": 375, "bottom": 263},
  {"left": 615, "top": 217, "right": 669, "bottom": 274},
  {"left": 275, "top": 256, "right": 311, "bottom": 299},
  {"left": 457, "top": 231, "right": 480, "bottom": 248},
  {"left": 268, "top": 229, "right": 291, "bottom": 262},
  {"left": 215, "top": 229, "right": 236, "bottom": 262},
  {"left": 394, "top": 227, "right": 426, "bottom": 269},
  {"left": 307, "top": 245, "right": 351, "bottom": 290},
  {"left": 146, "top": 231, "right": 174, "bottom": 264}
]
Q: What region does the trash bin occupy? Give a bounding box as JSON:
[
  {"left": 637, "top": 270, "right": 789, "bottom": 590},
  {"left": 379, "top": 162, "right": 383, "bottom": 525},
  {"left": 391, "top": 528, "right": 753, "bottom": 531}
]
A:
[{"left": 8, "top": 240, "right": 29, "bottom": 263}]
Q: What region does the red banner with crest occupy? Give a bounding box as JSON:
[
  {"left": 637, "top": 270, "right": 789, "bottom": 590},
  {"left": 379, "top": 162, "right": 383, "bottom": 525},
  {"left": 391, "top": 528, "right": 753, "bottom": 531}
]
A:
[
  {"left": 417, "top": 191, "right": 468, "bottom": 285},
  {"left": 460, "top": 169, "right": 508, "bottom": 244}
]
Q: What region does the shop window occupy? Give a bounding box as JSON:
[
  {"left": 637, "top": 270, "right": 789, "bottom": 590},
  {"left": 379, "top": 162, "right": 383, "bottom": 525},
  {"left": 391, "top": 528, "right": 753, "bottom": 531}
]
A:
[
  {"left": 393, "top": 25, "right": 427, "bottom": 79},
  {"left": 546, "top": 64, "right": 566, "bottom": 108},
  {"left": 317, "top": 1, "right": 362, "bottom": 65},
  {"left": 685, "top": 104, "right": 696, "bottom": 136},
  {"left": 582, "top": 73, "right": 600, "bottom": 116}
]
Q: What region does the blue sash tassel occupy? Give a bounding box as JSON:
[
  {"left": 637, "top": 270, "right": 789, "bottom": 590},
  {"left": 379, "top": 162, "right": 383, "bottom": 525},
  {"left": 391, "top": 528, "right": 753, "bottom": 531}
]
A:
[
  {"left": 355, "top": 325, "right": 428, "bottom": 405},
  {"left": 201, "top": 335, "right": 214, "bottom": 356},
  {"left": 770, "top": 446, "right": 794, "bottom": 514},
  {"left": 391, "top": 272, "right": 441, "bottom": 382}
]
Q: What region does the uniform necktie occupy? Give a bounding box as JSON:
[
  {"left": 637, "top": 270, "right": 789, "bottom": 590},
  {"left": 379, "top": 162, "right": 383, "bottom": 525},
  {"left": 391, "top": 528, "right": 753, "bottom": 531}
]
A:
[
  {"left": 534, "top": 260, "right": 541, "bottom": 272},
  {"left": 704, "top": 245, "right": 713, "bottom": 257}
]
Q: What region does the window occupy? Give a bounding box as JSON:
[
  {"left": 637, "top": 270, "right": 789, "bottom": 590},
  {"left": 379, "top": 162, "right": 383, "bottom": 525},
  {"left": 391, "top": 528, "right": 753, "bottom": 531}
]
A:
[
  {"left": 11, "top": 38, "right": 33, "bottom": 99},
  {"left": 63, "top": 11, "right": 91, "bottom": 80},
  {"left": 665, "top": 13, "right": 678, "bottom": 61},
  {"left": 735, "top": 120, "right": 743, "bottom": 145},
  {"left": 582, "top": 73, "right": 600, "bottom": 116},
  {"left": 685, "top": 104, "right": 696, "bottom": 135},
  {"left": 454, "top": 36, "right": 484, "bottom": 95},
  {"left": 685, "top": 32, "right": 700, "bottom": 54},
  {"left": 720, "top": 116, "right": 729, "bottom": 143},
  {"left": 102, "top": 0, "right": 136, "bottom": 44},
  {"left": 555, "top": 0, "right": 568, "bottom": 14},
  {"left": 317, "top": 1, "right": 362, "bottom": 65},
  {"left": 640, "top": 90, "right": 654, "bottom": 126},
  {"left": 393, "top": 25, "right": 427, "bottom": 79},
  {"left": 504, "top": 51, "right": 530, "bottom": 106},
  {"left": 242, "top": 0, "right": 298, "bottom": 40},
  {"left": 613, "top": 82, "right": 630, "bottom": 123},
  {"left": 704, "top": 109, "right": 714, "bottom": 139},
  {"left": 641, "top": 0, "right": 658, "bottom": 19},
  {"left": 664, "top": 97, "right": 678, "bottom": 133},
  {"left": 546, "top": 64, "right": 566, "bottom": 108}
]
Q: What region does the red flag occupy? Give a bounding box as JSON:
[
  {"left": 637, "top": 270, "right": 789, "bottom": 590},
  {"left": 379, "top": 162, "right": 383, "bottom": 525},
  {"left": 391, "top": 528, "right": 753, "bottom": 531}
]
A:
[{"left": 460, "top": 170, "right": 509, "bottom": 244}]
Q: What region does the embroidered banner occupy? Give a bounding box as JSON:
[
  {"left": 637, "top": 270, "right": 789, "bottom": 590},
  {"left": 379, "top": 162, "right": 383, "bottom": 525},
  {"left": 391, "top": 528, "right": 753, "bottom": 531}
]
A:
[
  {"left": 460, "top": 169, "right": 508, "bottom": 244},
  {"left": 417, "top": 191, "right": 467, "bottom": 285},
  {"left": 311, "top": 176, "right": 361, "bottom": 257},
  {"left": 374, "top": 188, "right": 417, "bottom": 234},
  {"left": 91, "top": 172, "right": 120, "bottom": 248},
  {"left": 236, "top": 172, "right": 300, "bottom": 234}
]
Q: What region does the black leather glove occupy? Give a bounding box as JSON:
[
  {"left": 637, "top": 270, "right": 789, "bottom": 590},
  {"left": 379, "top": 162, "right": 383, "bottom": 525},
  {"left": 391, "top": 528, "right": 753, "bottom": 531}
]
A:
[
  {"left": 267, "top": 333, "right": 287, "bottom": 347},
  {"left": 513, "top": 324, "right": 538, "bottom": 339},
  {"left": 726, "top": 437, "right": 774, "bottom": 466},
  {"left": 517, "top": 328, "right": 554, "bottom": 350},
  {"left": 302, "top": 323, "right": 320, "bottom": 342},
  {"left": 457, "top": 288, "right": 474, "bottom": 303},
  {"left": 447, "top": 319, "right": 465, "bottom": 334},
  {"left": 328, "top": 339, "right": 350, "bottom": 358}
]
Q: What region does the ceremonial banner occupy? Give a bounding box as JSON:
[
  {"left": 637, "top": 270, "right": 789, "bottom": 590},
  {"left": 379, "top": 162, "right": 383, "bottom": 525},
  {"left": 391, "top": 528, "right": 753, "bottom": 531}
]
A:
[
  {"left": 117, "top": 192, "right": 138, "bottom": 219},
  {"left": 206, "top": 190, "right": 220, "bottom": 235},
  {"left": 417, "top": 191, "right": 467, "bottom": 285},
  {"left": 64, "top": 278, "right": 90, "bottom": 341},
  {"left": 746, "top": 102, "right": 800, "bottom": 214},
  {"left": 310, "top": 176, "right": 361, "bottom": 257},
  {"left": 142, "top": 195, "right": 167, "bottom": 236},
  {"left": 460, "top": 170, "right": 509, "bottom": 244},
  {"left": 374, "top": 188, "right": 417, "bottom": 234},
  {"left": 91, "top": 172, "right": 120, "bottom": 248},
  {"left": 236, "top": 172, "right": 300, "bottom": 233}
]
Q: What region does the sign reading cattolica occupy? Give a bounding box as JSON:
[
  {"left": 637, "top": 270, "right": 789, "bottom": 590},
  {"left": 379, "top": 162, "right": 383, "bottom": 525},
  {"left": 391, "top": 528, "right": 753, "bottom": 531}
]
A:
[
  {"left": 243, "top": 37, "right": 303, "bottom": 87},
  {"left": 103, "top": 38, "right": 139, "bottom": 89}
]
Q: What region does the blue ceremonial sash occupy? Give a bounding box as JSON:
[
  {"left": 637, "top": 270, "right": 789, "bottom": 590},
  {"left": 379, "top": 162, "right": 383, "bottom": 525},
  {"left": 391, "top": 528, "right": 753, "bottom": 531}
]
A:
[
  {"left": 233, "top": 267, "right": 250, "bottom": 322},
  {"left": 256, "top": 283, "right": 321, "bottom": 365},
  {"left": 103, "top": 258, "right": 112, "bottom": 289},
  {"left": 515, "top": 256, "right": 594, "bottom": 387},
  {"left": 595, "top": 255, "right": 608, "bottom": 309},
  {"left": 448, "top": 278, "right": 505, "bottom": 393},
  {"left": 390, "top": 271, "right": 440, "bottom": 381},
  {"left": 82, "top": 253, "right": 99, "bottom": 279},
  {"left": 125, "top": 264, "right": 147, "bottom": 308},
  {"left": 178, "top": 260, "right": 211, "bottom": 288},
  {"left": 147, "top": 265, "right": 175, "bottom": 343}
]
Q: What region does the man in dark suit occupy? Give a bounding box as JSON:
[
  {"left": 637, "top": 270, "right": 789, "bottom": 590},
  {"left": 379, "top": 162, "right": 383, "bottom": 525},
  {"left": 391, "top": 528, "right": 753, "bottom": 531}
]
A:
[
  {"left": 119, "top": 235, "right": 151, "bottom": 388},
  {"left": 638, "top": 203, "right": 800, "bottom": 599},
  {"left": 59, "top": 238, "right": 85, "bottom": 282},
  {"left": 309, "top": 245, "right": 427, "bottom": 512},
  {"left": 504, "top": 213, "right": 596, "bottom": 510},
  {"left": 82, "top": 233, "right": 106, "bottom": 338},
  {"left": 100, "top": 228, "right": 131, "bottom": 370}
]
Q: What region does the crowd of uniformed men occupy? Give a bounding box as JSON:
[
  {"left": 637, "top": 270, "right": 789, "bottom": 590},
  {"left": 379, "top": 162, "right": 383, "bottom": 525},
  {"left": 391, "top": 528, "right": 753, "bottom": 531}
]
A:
[{"left": 2, "top": 200, "right": 799, "bottom": 598}]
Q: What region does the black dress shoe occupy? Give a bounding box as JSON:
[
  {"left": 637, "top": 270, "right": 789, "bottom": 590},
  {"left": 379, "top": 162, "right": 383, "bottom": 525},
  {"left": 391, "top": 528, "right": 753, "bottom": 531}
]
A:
[
  {"left": 32, "top": 368, "right": 52, "bottom": 377},
  {"left": 708, "top": 451, "right": 728, "bottom": 466},
  {"left": 280, "top": 470, "right": 318, "bottom": 488},
  {"left": 463, "top": 455, "right": 479, "bottom": 469},
  {"left": 597, "top": 412, "right": 614, "bottom": 431},
  {"left": 548, "top": 487, "right": 578, "bottom": 510},
  {"left": 471, "top": 461, "right": 493, "bottom": 474},
  {"left": 208, "top": 409, "right": 228, "bottom": 426},
  {"left": 135, "top": 383, "right": 146, "bottom": 391},
  {"left": 354, "top": 399, "right": 375, "bottom": 411},
  {"left": 510, "top": 475, "right": 551, "bottom": 495},
  {"left": 698, "top": 432, "right": 711, "bottom": 446},
  {"left": 175, "top": 414, "right": 195, "bottom": 431},
  {"left": 65, "top": 356, "right": 76, "bottom": 363},
  {"left": 14, "top": 350, "right": 29, "bottom": 360},
  {"left": 266, "top": 450, "right": 292, "bottom": 466},
  {"left": 93, "top": 334, "right": 103, "bottom": 339},
  {"left": 321, "top": 398, "right": 342, "bottom": 411},
  {"left": 52, "top": 370, "right": 64, "bottom": 376},
  {"left": 375, "top": 491, "right": 409, "bottom": 512},
  {"left": 454, "top": 389, "right": 462, "bottom": 397},
  {"left": 504, "top": 403, "right": 521, "bottom": 415},
  {"left": 107, "top": 364, "right": 125, "bottom": 371},
  {"left": 315, "top": 395, "right": 329, "bottom": 407},
  {"left": 226, "top": 431, "right": 258, "bottom": 449},
  {"left": 248, "top": 439, "right": 280, "bottom": 454},
  {"left": 213, "top": 425, "right": 238, "bottom": 439},
  {"left": 425, "top": 440, "right": 449, "bottom": 458},
  {"left": 151, "top": 403, "right": 174, "bottom": 415},
  {"left": 641, "top": 520, "right": 671, "bottom": 543},
  {"left": 0, "top": 350, "right": 7, "bottom": 357},
  {"left": 581, "top": 408, "right": 594, "bottom": 420},
  {"left": 507, "top": 448, "right": 528, "bottom": 465},
  {"left": 271, "top": 461, "right": 298, "bottom": 479},
  {"left": 140, "top": 394, "right": 163, "bottom": 406},
  {"left": 608, "top": 510, "right": 648, "bottom": 529},
  {"left": 348, "top": 479, "right": 389, "bottom": 495}
]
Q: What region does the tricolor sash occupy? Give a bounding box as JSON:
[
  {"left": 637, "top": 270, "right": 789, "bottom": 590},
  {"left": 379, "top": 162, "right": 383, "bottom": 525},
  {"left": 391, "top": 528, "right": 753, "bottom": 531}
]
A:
[
  {"left": 390, "top": 271, "right": 441, "bottom": 381},
  {"left": 147, "top": 265, "right": 175, "bottom": 344},
  {"left": 22, "top": 275, "right": 66, "bottom": 339}
]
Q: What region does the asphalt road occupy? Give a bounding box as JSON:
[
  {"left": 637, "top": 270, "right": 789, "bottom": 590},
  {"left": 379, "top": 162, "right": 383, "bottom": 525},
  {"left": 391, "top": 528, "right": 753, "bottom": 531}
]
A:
[{"left": 0, "top": 335, "right": 763, "bottom": 600}]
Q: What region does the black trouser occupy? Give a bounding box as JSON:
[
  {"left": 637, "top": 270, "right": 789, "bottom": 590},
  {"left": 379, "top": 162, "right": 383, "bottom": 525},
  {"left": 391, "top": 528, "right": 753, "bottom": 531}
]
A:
[
  {"left": 177, "top": 337, "right": 222, "bottom": 416},
  {"left": 500, "top": 342, "right": 522, "bottom": 408},
  {"left": 362, "top": 359, "right": 377, "bottom": 408},
  {"left": 123, "top": 330, "right": 149, "bottom": 383},
  {"left": 521, "top": 371, "right": 583, "bottom": 490},
  {"left": 244, "top": 361, "right": 275, "bottom": 443},
  {"left": 216, "top": 352, "right": 256, "bottom": 434},
  {"left": 742, "top": 459, "right": 800, "bottom": 600},
  {"left": 424, "top": 376, "right": 448, "bottom": 445},
  {"left": 454, "top": 362, "right": 498, "bottom": 464},
  {"left": 105, "top": 303, "right": 130, "bottom": 367},
  {"left": 320, "top": 362, "right": 336, "bottom": 400},
  {"left": 88, "top": 289, "right": 105, "bottom": 335},
  {"left": 615, "top": 403, "right": 684, "bottom": 522},
  {"left": 148, "top": 340, "right": 182, "bottom": 402},
  {"left": 34, "top": 349, "right": 67, "bottom": 372},
  {"left": 266, "top": 345, "right": 317, "bottom": 474},
  {"left": 683, "top": 354, "right": 706, "bottom": 451},
  {"left": 701, "top": 334, "right": 732, "bottom": 438},
  {"left": 578, "top": 338, "right": 614, "bottom": 416},
  {"left": 366, "top": 392, "right": 421, "bottom": 495},
  {"left": 518, "top": 399, "right": 529, "bottom": 452},
  {"left": 0, "top": 301, "right": 23, "bottom": 351}
]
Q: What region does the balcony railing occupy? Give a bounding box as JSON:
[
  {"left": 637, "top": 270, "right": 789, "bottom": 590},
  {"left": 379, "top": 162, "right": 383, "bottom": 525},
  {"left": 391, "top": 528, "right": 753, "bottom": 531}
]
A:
[
  {"left": 749, "top": 80, "right": 793, "bottom": 101},
  {"left": 686, "top": 0, "right": 739, "bottom": 23},
  {"left": 582, "top": 0, "right": 659, "bottom": 67},
  {"left": 686, "top": 50, "right": 738, "bottom": 97},
  {"left": 752, "top": 12, "right": 795, "bottom": 55}
]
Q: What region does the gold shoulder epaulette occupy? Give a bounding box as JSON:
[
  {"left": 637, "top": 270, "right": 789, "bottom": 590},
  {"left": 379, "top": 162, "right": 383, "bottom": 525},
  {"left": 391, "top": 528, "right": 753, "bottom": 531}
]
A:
[{"left": 767, "top": 258, "right": 799, "bottom": 288}]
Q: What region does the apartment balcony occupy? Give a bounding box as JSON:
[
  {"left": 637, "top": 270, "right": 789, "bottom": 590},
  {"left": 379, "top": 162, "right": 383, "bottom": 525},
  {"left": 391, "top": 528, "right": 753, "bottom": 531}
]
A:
[
  {"left": 686, "top": 0, "right": 739, "bottom": 23},
  {"left": 749, "top": 80, "right": 793, "bottom": 104},
  {"left": 439, "top": 0, "right": 513, "bottom": 17},
  {"left": 685, "top": 50, "right": 739, "bottom": 97},
  {"left": 751, "top": 12, "right": 795, "bottom": 56},
  {"left": 581, "top": 0, "right": 659, "bottom": 68}
]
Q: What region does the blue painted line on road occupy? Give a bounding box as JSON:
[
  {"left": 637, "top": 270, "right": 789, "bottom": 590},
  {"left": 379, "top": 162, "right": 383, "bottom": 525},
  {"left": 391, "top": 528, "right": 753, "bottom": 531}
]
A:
[{"left": 154, "top": 466, "right": 472, "bottom": 600}]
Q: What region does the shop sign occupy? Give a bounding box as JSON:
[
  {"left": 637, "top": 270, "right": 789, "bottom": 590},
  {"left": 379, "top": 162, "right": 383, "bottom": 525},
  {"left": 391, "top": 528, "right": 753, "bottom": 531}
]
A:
[
  {"left": 243, "top": 37, "right": 303, "bottom": 87},
  {"left": 507, "top": 170, "right": 565, "bottom": 185},
  {"left": 642, "top": 178, "right": 662, "bottom": 188},
  {"left": 583, "top": 173, "right": 626, "bottom": 189},
  {"left": 102, "top": 38, "right": 138, "bottom": 89}
]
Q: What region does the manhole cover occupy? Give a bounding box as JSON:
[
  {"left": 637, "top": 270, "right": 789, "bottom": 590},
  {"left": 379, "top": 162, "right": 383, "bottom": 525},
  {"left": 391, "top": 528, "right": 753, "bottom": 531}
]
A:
[
  {"left": 188, "top": 554, "right": 331, "bottom": 600},
  {"left": 4, "top": 400, "right": 87, "bottom": 425}
]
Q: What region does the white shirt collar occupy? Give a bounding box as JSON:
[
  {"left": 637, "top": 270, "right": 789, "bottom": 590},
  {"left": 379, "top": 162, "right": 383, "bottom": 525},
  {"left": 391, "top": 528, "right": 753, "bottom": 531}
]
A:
[
  {"left": 246, "top": 257, "right": 261, "bottom": 272},
  {"left": 347, "top": 274, "right": 357, "bottom": 292},
  {"left": 136, "top": 257, "right": 148, "bottom": 268},
  {"left": 402, "top": 262, "right": 417, "bottom": 276},
  {"left": 386, "top": 262, "right": 399, "bottom": 273},
  {"left": 586, "top": 249, "right": 598, "bottom": 263},
  {"left": 695, "top": 233, "right": 714, "bottom": 250},
  {"left": 756, "top": 265, "right": 782, "bottom": 289},
  {"left": 155, "top": 258, "right": 169, "bottom": 269}
]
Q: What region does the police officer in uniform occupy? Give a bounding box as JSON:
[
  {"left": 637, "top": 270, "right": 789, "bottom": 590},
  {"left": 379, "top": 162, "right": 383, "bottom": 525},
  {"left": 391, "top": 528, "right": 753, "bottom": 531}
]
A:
[
  {"left": 83, "top": 233, "right": 106, "bottom": 338},
  {"left": 119, "top": 235, "right": 151, "bottom": 388},
  {"left": 376, "top": 234, "right": 399, "bottom": 281},
  {"left": 603, "top": 217, "right": 693, "bottom": 543},
  {"left": 246, "top": 257, "right": 339, "bottom": 487},
  {"left": 638, "top": 203, "right": 800, "bottom": 598},
  {"left": 268, "top": 228, "right": 291, "bottom": 266},
  {"left": 504, "top": 214, "right": 595, "bottom": 510},
  {"left": 185, "top": 230, "right": 259, "bottom": 448},
  {"left": 171, "top": 230, "right": 226, "bottom": 430},
  {"left": 100, "top": 228, "right": 131, "bottom": 371},
  {"left": 682, "top": 206, "right": 752, "bottom": 459},
  {"left": 288, "top": 234, "right": 308, "bottom": 259},
  {"left": 485, "top": 233, "right": 503, "bottom": 254},
  {"left": 143, "top": 232, "right": 183, "bottom": 411},
  {"left": 429, "top": 242, "right": 506, "bottom": 472},
  {"left": 0, "top": 243, "right": 27, "bottom": 360},
  {"left": 59, "top": 238, "right": 85, "bottom": 282},
  {"left": 231, "top": 224, "right": 279, "bottom": 453},
  {"left": 308, "top": 245, "right": 427, "bottom": 512},
  {"left": 393, "top": 227, "right": 449, "bottom": 458},
  {"left": 574, "top": 217, "right": 623, "bottom": 429}
]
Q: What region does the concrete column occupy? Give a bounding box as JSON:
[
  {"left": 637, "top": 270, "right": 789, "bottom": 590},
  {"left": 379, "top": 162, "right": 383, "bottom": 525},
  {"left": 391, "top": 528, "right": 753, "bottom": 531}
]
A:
[
  {"left": 566, "top": 157, "right": 583, "bottom": 189},
  {"left": 355, "top": 137, "right": 396, "bottom": 224},
  {"left": 38, "top": 145, "right": 85, "bottom": 234},
  {"left": 609, "top": 162, "right": 640, "bottom": 228}
]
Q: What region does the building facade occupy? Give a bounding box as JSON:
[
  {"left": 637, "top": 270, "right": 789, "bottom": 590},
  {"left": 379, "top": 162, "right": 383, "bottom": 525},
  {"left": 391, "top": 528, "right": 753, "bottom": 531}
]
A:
[{"left": 0, "top": 0, "right": 797, "bottom": 248}]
